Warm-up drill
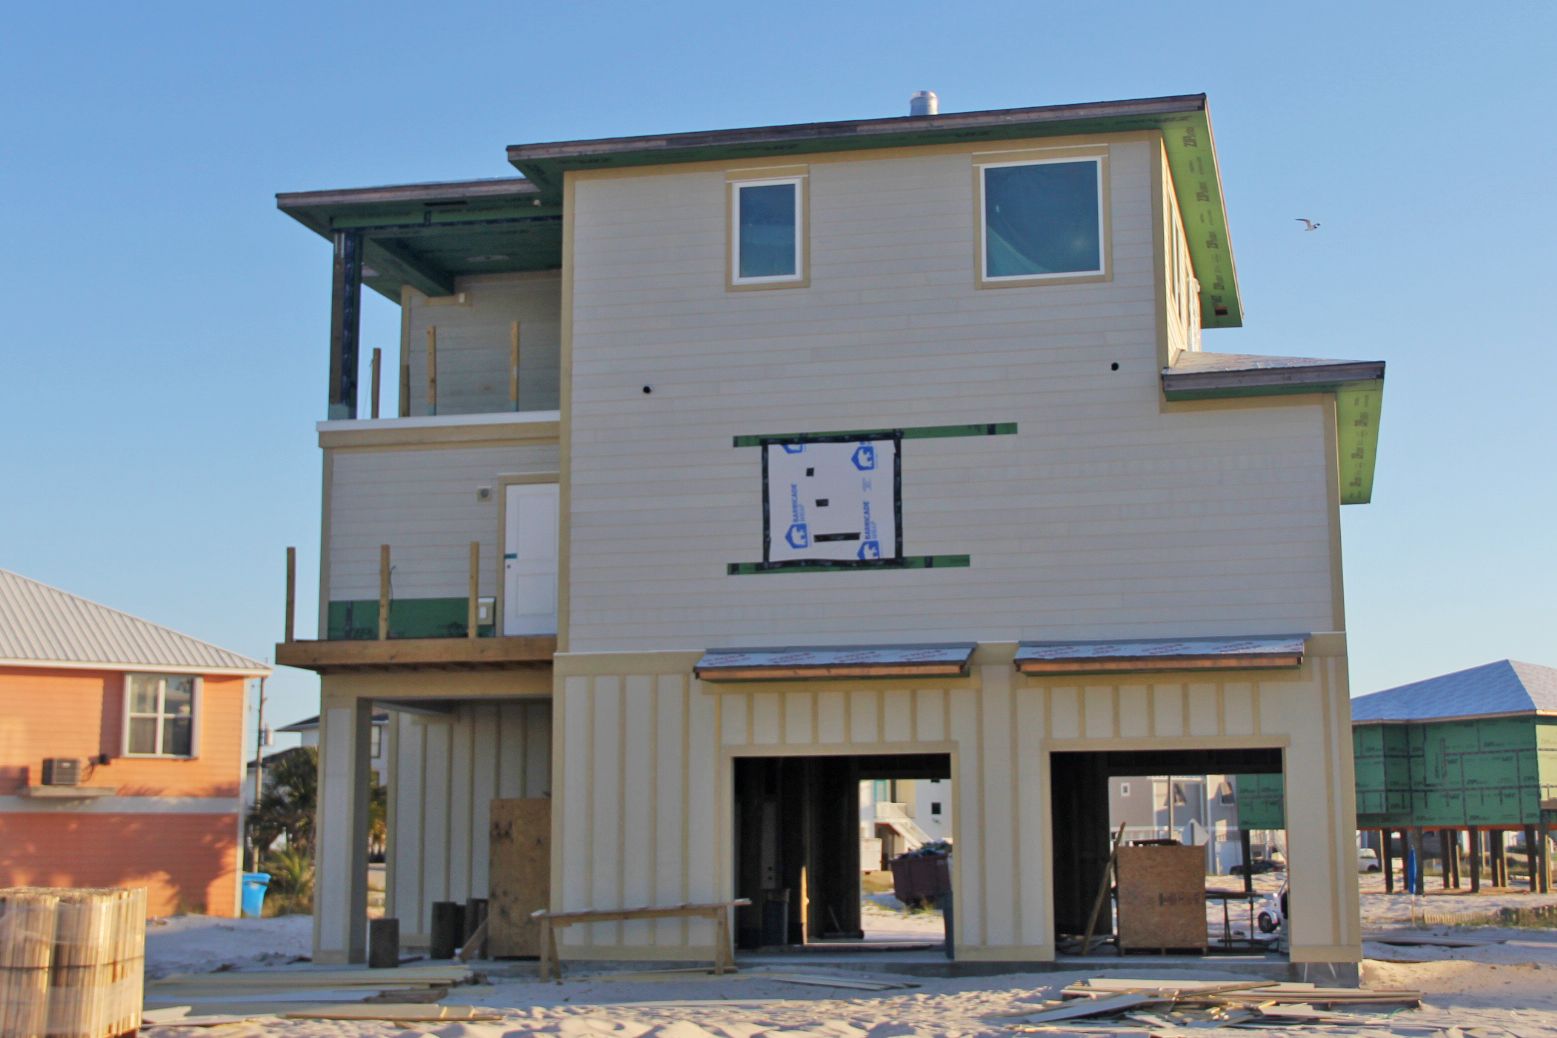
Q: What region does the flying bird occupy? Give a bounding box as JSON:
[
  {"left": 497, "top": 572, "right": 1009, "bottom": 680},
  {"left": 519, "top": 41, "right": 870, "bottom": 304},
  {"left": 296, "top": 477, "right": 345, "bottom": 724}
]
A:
[{"left": 1295, "top": 218, "right": 1321, "bottom": 231}]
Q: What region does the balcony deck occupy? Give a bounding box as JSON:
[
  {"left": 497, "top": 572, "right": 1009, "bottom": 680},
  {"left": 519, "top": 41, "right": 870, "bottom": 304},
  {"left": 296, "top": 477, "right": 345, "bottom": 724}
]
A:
[{"left": 275, "top": 634, "right": 555, "bottom": 674}]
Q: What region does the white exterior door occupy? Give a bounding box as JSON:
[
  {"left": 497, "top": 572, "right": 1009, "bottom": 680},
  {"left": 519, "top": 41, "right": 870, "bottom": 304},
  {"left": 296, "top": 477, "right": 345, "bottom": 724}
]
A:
[{"left": 503, "top": 483, "right": 559, "bottom": 635}]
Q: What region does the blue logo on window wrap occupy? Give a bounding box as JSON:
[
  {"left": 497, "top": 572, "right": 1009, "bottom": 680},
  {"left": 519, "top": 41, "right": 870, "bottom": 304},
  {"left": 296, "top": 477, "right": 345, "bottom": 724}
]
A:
[
  {"left": 858, "top": 541, "right": 881, "bottom": 560},
  {"left": 851, "top": 445, "right": 876, "bottom": 471},
  {"left": 785, "top": 523, "right": 810, "bottom": 549},
  {"left": 782, "top": 443, "right": 806, "bottom": 454}
]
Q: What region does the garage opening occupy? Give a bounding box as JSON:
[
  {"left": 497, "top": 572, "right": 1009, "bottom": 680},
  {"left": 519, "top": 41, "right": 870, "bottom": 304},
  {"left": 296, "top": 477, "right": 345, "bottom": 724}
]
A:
[
  {"left": 1051, "top": 747, "right": 1285, "bottom": 956},
  {"left": 733, "top": 753, "right": 951, "bottom": 951}
]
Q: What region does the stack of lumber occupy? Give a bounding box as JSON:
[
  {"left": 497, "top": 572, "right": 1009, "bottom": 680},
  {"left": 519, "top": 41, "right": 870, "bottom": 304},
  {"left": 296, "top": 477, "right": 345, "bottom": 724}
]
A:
[
  {"left": 144, "top": 963, "right": 478, "bottom": 1020},
  {"left": 1006, "top": 977, "right": 1422, "bottom": 1032},
  {"left": 0, "top": 887, "right": 145, "bottom": 1038}
]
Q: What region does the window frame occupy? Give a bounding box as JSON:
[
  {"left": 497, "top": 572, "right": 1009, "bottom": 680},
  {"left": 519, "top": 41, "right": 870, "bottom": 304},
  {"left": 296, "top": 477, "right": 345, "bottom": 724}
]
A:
[
  {"left": 975, "top": 152, "right": 1109, "bottom": 287},
  {"left": 121, "top": 673, "right": 202, "bottom": 759},
  {"left": 728, "top": 173, "right": 808, "bottom": 289}
]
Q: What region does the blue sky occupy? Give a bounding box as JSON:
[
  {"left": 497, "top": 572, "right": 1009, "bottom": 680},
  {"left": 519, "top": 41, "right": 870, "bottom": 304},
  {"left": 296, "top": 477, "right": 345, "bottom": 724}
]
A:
[{"left": 3, "top": 3, "right": 1553, "bottom": 743}]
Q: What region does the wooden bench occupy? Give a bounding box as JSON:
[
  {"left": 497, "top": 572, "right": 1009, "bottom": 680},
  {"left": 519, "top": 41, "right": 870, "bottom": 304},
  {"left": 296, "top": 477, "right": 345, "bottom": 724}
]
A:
[{"left": 529, "top": 899, "right": 751, "bottom": 980}]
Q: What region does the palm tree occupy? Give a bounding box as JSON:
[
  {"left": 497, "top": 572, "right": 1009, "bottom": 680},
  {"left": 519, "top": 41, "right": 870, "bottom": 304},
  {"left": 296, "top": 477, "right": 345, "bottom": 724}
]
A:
[{"left": 249, "top": 746, "right": 318, "bottom": 855}]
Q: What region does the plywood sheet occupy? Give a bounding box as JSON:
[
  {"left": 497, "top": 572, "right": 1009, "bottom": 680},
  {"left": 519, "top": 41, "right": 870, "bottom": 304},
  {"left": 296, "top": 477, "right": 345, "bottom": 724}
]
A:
[
  {"left": 488, "top": 798, "right": 550, "bottom": 957},
  {"left": 1115, "top": 844, "right": 1205, "bottom": 951}
]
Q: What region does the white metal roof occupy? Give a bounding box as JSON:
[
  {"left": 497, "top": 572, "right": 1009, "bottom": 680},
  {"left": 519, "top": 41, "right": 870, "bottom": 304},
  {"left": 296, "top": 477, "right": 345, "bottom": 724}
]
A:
[{"left": 0, "top": 569, "right": 270, "bottom": 676}]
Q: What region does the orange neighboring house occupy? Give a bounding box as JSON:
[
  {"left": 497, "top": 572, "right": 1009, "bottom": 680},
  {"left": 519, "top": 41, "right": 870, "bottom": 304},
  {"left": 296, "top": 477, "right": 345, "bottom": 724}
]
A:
[{"left": 0, "top": 569, "right": 269, "bottom": 917}]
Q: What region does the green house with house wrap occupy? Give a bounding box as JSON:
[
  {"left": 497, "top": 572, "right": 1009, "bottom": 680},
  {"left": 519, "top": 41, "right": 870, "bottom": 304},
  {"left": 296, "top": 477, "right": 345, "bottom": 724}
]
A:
[{"left": 1238, "top": 660, "right": 1557, "bottom": 888}]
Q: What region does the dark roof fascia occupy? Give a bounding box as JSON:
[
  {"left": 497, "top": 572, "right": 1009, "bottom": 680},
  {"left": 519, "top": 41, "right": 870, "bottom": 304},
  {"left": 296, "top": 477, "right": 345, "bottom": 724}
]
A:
[
  {"left": 506, "top": 94, "right": 1207, "bottom": 173},
  {"left": 275, "top": 178, "right": 548, "bottom": 240},
  {"left": 1161, "top": 360, "right": 1386, "bottom": 399}
]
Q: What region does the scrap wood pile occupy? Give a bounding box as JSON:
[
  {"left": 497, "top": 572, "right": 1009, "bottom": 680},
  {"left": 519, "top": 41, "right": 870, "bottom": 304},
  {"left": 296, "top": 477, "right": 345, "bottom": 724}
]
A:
[
  {"left": 1006, "top": 977, "right": 1423, "bottom": 1034},
  {"left": 141, "top": 963, "right": 496, "bottom": 1028}
]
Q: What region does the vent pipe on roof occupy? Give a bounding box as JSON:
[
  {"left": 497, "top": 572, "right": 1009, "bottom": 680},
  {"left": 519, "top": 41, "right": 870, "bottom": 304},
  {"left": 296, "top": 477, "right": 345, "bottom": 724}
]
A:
[{"left": 909, "top": 90, "right": 938, "bottom": 117}]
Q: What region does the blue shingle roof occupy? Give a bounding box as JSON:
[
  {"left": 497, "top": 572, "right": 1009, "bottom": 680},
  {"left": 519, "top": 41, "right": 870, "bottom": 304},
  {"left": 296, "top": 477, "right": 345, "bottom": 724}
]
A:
[{"left": 1351, "top": 660, "right": 1557, "bottom": 723}]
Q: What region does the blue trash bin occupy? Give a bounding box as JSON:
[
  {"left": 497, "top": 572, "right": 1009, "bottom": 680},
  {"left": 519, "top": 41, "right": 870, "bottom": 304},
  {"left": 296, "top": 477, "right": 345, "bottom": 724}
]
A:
[{"left": 241, "top": 872, "right": 271, "bottom": 918}]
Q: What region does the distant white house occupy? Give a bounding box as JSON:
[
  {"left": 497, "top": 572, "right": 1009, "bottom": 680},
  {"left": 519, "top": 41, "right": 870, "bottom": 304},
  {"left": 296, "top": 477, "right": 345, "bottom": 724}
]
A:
[{"left": 859, "top": 778, "right": 953, "bottom": 871}]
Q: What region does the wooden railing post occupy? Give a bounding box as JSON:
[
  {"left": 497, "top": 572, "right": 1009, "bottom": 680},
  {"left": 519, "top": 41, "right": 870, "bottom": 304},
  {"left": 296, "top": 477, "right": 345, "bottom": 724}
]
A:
[
  {"left": 370, "top": 347, "right": 382, "bottom": 419},
  {"left": 284, "top": 547, "right": 296, "bottom": 643},
  {"left": 426, "top": 327, "right": 438, "bottom": 416},
  {"left": 398, "top": 347, "right": 410, "bottom": 418},
  {"left": 509, "top": 321, "right": 521, "bottom": 411},
  {"left": 468, "top": 541, "right": 480, "bottom": 639},
  {"left": 379, "top": 544, "right": 391, "bottom": 640}
]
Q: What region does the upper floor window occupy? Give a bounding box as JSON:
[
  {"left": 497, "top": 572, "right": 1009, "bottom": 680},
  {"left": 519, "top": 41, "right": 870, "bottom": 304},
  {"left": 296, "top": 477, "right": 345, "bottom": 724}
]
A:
[
  {"left": 730, "top": 175, "right": 805, "bottom": 287},
  {"left": 978, "top": 156, "right": 1106, "bottom": 284},
  {"left": 124, "top": 674, "right": 200, "bottom": 757}
]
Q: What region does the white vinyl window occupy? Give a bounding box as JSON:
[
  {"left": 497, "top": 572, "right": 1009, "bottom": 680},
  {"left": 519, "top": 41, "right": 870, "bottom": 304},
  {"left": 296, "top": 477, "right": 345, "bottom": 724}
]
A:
[
  {"left": 979, "top": 156, "right": 1105, "bottom": 282},
  {"left": 731, "top": 177, "right": 804, "bottom": 285},
  {"left": 123, "top": 674, "right": 201, "bottom": 757}
]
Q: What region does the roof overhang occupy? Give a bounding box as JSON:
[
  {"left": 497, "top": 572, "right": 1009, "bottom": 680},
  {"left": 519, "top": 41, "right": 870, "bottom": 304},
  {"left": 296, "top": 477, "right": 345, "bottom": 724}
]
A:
[
  {"left": 695, "top": 643, "right": 976, "bottom": 682},
  {"left": 506, "top": 93, "right": 1243, "bottom": 328},
  {"left": 1353, "top": 710, "right": 1557, "bottom": 727},
  {"left": 0, "top": 657, "right": 270, "bottom": 678},
  {"left": 1163, "top": 352, "right": 1386, "bottom": 505},
  {"left": 275, "top": 178, "right": 561, "bottom": 301},
  {"left": 1014, "top": 635, "right": 1306, "bottom": 676}
]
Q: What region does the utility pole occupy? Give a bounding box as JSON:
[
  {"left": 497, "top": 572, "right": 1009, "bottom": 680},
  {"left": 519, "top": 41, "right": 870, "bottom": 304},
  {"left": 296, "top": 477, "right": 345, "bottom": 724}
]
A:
[{"left": 250, "top": 675, "right": 267, "bottom": 869}]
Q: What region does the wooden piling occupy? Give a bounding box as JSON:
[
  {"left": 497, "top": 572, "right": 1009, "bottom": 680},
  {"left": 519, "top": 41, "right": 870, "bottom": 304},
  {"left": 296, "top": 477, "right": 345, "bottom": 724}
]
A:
[
  {"left": 370, "top": 347, "right": 382, "bottom": 419},
  {"left": 284, "top": 547, "right": 296, "bottom": 644},
  {"left": 1382, "top": 829, "right": 1394, "bottom": 894},
  {"left": 509, "top": 321, "right": 521, "bottom": 411},
  {"left": 426, "top": 327, "right": 438, "bottom": 415},
  {"left": 468, "top": 541, "right": 480, "bottom": 640},
  {"left": 1469, "top": 828, "right": 1482, "bottom": 893},
  {"left": 378, "top": 545, "right": 391, "bottom": 640},
  {"left": 368, "top": 918, "right": 399, "bottom": 969}
]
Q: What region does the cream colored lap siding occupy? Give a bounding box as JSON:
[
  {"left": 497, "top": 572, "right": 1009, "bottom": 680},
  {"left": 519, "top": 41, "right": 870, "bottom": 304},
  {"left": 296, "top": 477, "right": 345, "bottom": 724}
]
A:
[
  {"left": 327, "top": 442, "right": 559, "bottom": 604},
  {"left": 567, "top": 138, "right": 1335, "bottom": 652},
  {"left": 550, "top": 644, "right": 1361, "bottom": 963},
  {"left": 386, "top": 700, "right": 552, "bottom": 942}
]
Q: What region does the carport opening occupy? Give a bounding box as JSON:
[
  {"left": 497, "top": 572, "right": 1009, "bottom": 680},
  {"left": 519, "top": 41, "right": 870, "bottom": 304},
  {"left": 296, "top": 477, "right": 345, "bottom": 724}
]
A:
[
  {"left": 1051, "top": 747, "right": 1286, "bottom": 957},
  {"left": 733, "top": 753, "right": 951, "bottom": 951}
]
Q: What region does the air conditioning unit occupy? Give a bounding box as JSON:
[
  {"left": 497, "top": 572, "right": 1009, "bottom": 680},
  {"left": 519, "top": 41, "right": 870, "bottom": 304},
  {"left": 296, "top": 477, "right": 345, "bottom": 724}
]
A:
[{"left": 42, "top": 758, "right": 82, "bottom": 786}]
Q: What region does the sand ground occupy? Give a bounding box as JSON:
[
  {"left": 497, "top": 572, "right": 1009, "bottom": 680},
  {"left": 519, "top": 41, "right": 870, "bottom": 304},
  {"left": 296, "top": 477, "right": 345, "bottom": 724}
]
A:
[{"left": 141, "top": 879, "right": 1557, "bottom": 1037}]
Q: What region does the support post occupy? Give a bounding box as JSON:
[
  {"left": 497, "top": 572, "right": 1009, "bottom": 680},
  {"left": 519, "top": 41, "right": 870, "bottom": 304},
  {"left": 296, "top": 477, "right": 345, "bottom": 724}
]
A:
[
  {"left": 426, "top": 327, "right": 438, "bottom": 416},
  {"left": 378, "top": 545, "right": 391, "bottom": 640},
  {"left": 284, "top": 546, "right": 296, "bottom": 644},
  {"left": 1492, "top": 830, "right": 1506, "bottom": 886},
  {"left": 370, "top": 347, "right": 382, "bottom": 419},
  {"left": 1440, "top": 828, "right": 1453, "bottom": 890},
  {"left": 398, "top": 348, "right": 410, "bottom": 418},
  {"left": 1382, "top": 829, "right": 1394, "bottom": 894},
  {"left": 1526, "top": 825, "right": 1539, "bottom": 892},
  {"left": 1540, "top": 824, "right": 1552, "bottom": 894},
  {"left": 313, "top": 694, "right": 373, "bottom": 964},
  {"left": 468, "top": 541, "right": 480, "bottom": 640},
  {"left": 327, "top": 231, "right": 363, "bottom": 420},
  {"left": 1239, "top": 829, "right": 1253, "bottom": 897},
  {"left": 509, "top": 320, "right": 521, "bottom": 411},
  {"left": 1469, "top": 828, "right": 1482, "bottom": 893}
]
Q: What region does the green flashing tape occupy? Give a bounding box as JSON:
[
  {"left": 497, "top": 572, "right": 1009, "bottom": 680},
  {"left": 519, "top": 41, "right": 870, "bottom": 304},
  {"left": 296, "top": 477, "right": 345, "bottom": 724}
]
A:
[
  {"left": 734, "top": 423, "right": 1016, "bottom": 448},
  {"left": 726, "top": 554, "right": 971, "bottom": 576}
]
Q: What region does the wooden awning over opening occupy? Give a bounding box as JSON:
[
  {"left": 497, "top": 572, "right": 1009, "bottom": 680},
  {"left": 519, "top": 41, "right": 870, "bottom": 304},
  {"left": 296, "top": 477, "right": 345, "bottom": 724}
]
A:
[
  {"left": 1014, "top": 635, "right": 1306, "bottom": 676},
  {"left": 695, "top": 643, "right": 976, "bottom": 682}
]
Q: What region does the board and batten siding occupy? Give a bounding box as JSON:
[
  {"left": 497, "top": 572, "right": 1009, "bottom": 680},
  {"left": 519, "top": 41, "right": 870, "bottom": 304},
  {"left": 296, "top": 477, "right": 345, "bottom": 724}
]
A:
[
  {"left": 405, "top": 272, "right": 562, "bottom": 416},
  {"left": 386, "top": 700, "right": 552, "bottom": 943},
  {"left": 325, "top": 441, "right": 559, "bottom": 615},
  {"left": 564, "top": 135, "right": 1338, "bottom": 651},
  {"left": 551, "top": 641, "right": 1361, "bottom": 963}
]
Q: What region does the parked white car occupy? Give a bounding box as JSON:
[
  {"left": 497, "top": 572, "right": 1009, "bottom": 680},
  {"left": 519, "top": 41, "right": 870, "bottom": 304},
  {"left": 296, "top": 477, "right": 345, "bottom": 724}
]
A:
[{"left": 1358, "top": 847, "right": 1381, "bottom": 872}]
